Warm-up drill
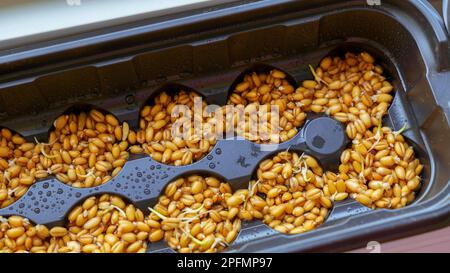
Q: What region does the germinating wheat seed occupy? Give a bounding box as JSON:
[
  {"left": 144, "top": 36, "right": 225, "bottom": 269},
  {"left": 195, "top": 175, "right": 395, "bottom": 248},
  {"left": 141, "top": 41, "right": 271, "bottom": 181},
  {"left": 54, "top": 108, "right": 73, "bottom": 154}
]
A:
[
  {"left": 0, "top": 128, "right": 49, "bottom": 208},
  {"left": 228, "top": 69, "right": 307, "bottom": 143},
  {"left": 133, "top": 91, "right": 221, "bottom": 166},
  {"left": 40, "top": 110, "right": 129, "bottom": 188},
  {"left": 244, "top": 151, "right": 331, "bottom": 234},
  {"left": 48, "top": 194, "right": 150, "bottom": 253},
  {"left": 339, "top": 125, "right": 423, "bottom": 209},
  {"left": 0, "top": 215, "right": 51, "bottom": 253},
  {"left": 298, "top": 52, "right": 394, "bottom": 140},
  {"left": 148, "top": 175, "right": 241, "bottom": 253}
]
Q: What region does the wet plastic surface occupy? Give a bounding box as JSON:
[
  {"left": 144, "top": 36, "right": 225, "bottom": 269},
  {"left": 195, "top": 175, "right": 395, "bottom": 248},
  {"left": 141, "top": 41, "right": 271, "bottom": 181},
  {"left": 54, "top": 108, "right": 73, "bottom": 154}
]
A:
[{"left": 0, "top": 0, "right": 449, "bottom": 252}]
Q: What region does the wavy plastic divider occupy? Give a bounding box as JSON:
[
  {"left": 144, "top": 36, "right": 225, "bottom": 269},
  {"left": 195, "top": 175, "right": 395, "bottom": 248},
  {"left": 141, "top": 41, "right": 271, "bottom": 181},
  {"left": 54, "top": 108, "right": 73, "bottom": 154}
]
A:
[{"left": 0, "top": 0, "right": 449, "bottom": 252}]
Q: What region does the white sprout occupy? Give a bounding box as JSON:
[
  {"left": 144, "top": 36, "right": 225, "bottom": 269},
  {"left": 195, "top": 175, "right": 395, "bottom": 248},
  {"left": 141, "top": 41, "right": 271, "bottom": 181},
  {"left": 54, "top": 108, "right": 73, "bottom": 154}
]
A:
[
  {"left": 110, "top": 205, "right": 126, "bottom": 217},
  {"left": 309, "top": 64, "right": 328, "bottom": 86},
  {"left": 7, "top": 158, "right": 16, "bottom": 167},
  {"left": 178, "top": 204, "right": 205, "bottom": 218},
  {"left": 148, "top": 207, "right": 168, "bottom": 220},
  {"left": 392, "top": 123, "right": 408, "bottom": 137},
  {"left": 367, "top": 123, "right": 383, "bottom": 152},
  {"left": 8, "top": 187, "right": 18, "bottom": 196},
  {"left": 76, "top": 168, "right": 95, "bottom": 178},
  {"left": 211, "top": 237, "right": 229, "bottom": 250}
]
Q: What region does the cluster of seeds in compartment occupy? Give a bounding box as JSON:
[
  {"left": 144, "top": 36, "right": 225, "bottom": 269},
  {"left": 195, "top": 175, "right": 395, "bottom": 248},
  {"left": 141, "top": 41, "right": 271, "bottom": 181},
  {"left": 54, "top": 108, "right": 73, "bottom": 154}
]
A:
[
  {"left": 132, "top": 91, "right": 221, "bottom": 166},
  {"left": 148, "top": 175, "right": 241, "bottom": 253},
  {"left": 227, "top": 69, "right": 307, "bottom": 143},
  {"left": 241, "top": 151, "right": 332, "bottom": 234},
  {"left": 0, "top": 128, "right": 50, "bottom": 208},
  {"left": 39, "top": 109, "right": 129, "bottom": 188},
  {"left": 47, "top": 194, "right": 150, "bottom": 253},
  {"left": 0, "top": 216, "right": 51, "bottom": 253},
  {"left": 299, "top": 52, "right": 394, "bottom": 140},
  {"left": 339, "top": 125, "right": 422, "bottom": 209}
]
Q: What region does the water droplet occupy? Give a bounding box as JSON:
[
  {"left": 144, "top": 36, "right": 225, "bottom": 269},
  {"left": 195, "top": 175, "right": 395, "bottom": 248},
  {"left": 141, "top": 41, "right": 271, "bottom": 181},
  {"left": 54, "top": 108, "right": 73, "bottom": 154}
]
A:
[
  {"left": 57, "top": 189, "right": 63, "bottom": 194},
  {"left": 34, "top": 208, "right": 40, "bottom": 214},
  {"left": 215, "top": 148, "right": 222, "bottom": 155},
  {"left": 209, "top": 163, "right": 216, "bottom": 169}
]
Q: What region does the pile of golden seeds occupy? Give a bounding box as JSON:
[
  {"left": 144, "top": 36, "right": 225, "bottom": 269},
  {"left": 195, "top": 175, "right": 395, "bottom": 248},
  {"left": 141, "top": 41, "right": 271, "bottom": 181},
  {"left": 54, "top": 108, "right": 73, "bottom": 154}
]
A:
[
  {"left": 243, "top": 151, "right": 332, "bottom": 234},
  {"left": 132, "top": 91, "right": 221, "bottom": 166},
  {"left": 321, "top": 171, "right": 349, "bottom": 202},
  {"left": 0, "top": 216, "right": 51, "bottom": 253},
  {"left": 148, "top": 175, "right": 241, "bottom": 253},
  {"left": 298, "top": 52, "right": 394, "bottom": 140},
  {"left": 48, "top": 194, "right": 150, "bottom": 253},
  {"left": 228, "top": 69, "right": 307, "bottom": 143},
  {"left": 40, "top": 110, "right": 129, "bottom": 188},
  {"left": 0, "top": 128, "right": 49, "bottom": 208},
  {"left": 297, "top": 52, "right": 422, "bottom": 208},
  {"left": 339, "top": 125, "right": 422, "bottom": 209}
]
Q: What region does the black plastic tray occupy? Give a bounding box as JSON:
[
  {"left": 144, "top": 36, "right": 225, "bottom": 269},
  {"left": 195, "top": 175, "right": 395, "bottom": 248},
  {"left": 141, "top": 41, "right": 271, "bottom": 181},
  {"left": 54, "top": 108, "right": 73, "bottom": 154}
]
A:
[{"left": 0, "top": 0, "right": 449, "bottom": 253}]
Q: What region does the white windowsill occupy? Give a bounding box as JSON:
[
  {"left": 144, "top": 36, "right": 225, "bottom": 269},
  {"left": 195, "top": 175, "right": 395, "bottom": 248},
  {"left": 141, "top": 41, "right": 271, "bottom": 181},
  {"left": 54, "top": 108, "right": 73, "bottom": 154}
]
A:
[{"left": 0, "top": 0, "right": 236, "bottom": 50}]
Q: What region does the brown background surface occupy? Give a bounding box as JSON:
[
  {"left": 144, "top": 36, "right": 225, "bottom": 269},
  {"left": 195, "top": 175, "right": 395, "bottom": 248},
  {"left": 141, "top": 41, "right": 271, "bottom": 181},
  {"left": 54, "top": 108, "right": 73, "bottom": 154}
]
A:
[{"left": 349, "top": 226, "right": 450, "bottom": 253}]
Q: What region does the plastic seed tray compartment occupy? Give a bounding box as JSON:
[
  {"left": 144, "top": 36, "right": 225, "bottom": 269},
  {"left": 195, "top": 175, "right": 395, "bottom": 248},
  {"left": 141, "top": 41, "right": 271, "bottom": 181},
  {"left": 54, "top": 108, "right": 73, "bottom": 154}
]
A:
[{"left": 0, "top": 0, "right": 449, "bottom": 253}]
